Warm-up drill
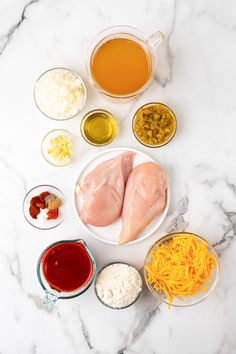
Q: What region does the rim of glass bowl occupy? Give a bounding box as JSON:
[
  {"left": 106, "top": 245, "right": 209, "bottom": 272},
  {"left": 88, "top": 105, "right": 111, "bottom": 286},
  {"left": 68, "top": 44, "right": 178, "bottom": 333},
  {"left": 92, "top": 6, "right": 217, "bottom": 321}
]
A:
[
  {"left": 143, "top": 232, "right": 220, "bottom": 307},
  {"left": 22, "top": 184, "right": 65, "bottom": 230},
  {"left": 94, "top": 261, "right": 143, "bottom": 310},
  {"left": 132, "top": 102, "right": 177, "bottom": 148},
  {"left": 37, "top": 239, "right": 97, "bottom": 300},
  {"left": 86, "top": 25, "right": 156, "bottom": 100},
  {"left": 41, "top": 128, "right": 77, "bottom": 167},
  {"left": 80, "top": 109, "right": 119, "bottom": 147},
  {"left": 34, "top": 67, "right": 87, "bottom": 121}
]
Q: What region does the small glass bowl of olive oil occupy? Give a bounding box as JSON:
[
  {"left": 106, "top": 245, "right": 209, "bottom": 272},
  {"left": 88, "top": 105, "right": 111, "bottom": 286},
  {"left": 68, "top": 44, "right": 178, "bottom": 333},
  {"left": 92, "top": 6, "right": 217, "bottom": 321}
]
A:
[{"left": 80, "top": 109, "right": 118, "bottom": 146}]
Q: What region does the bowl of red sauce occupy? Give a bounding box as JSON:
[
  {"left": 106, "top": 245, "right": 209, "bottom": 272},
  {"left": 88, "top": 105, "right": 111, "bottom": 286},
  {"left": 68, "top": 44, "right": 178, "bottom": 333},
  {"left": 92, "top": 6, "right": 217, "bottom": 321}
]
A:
[{"left": 37, "top": 239, "right": 96, "bottom": 304}]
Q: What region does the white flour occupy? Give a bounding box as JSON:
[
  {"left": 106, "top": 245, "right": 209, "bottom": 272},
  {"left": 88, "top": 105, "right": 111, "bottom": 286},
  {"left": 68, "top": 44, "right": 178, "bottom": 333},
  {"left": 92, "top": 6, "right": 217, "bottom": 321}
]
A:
[{"left": 95, "top": 263, "right": 142, "bottom": 309}]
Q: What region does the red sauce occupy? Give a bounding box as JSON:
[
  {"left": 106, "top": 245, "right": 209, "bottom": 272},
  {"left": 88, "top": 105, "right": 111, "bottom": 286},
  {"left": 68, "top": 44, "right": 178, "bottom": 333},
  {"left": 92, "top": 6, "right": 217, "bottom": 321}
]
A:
[{"left": 41, "top": 242, "right": 93, "bottom": 292}]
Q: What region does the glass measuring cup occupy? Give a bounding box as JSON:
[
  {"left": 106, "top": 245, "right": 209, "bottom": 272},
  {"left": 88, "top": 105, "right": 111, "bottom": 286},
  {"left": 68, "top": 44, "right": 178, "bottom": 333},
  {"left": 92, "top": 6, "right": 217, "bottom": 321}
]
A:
[
  {"left": 37, "top": 239, "right": 96, "bottom": 305},
  {"left": 86, "top": 25, "right": 164, "bottom": 101}
]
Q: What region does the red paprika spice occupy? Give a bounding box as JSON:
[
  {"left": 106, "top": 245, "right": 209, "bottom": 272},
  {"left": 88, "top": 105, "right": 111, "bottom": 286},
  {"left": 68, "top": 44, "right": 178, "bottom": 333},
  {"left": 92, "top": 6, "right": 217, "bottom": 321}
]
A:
[{"left": 29, "top": 191, "right": 61, "bottom": 221}]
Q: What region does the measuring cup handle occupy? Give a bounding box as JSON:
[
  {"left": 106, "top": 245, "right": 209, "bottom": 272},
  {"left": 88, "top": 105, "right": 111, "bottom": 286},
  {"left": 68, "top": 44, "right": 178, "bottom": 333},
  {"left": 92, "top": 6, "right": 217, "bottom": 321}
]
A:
[
  {"left": 44, "top": 290, "right": 58, "bottom": 306},
  {"left": 148, "top": 31, "right": 164, "bottom": 50}
]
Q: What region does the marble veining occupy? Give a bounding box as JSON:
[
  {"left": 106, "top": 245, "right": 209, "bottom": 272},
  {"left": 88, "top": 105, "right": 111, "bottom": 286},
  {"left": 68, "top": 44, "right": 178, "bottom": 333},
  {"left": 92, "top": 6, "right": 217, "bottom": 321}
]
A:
[
  {"left": 0, "top": 0, "right": 39, "bottom": 56},
  {"left": 0, "top": 0, "right": 236, "bottom": 353}
]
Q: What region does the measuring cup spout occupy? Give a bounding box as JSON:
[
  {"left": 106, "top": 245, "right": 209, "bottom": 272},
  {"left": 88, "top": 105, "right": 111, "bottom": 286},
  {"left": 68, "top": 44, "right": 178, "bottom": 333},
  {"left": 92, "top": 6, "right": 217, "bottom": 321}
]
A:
[{"left": 77, "top": 239, "right": 86, "bottom": 246}]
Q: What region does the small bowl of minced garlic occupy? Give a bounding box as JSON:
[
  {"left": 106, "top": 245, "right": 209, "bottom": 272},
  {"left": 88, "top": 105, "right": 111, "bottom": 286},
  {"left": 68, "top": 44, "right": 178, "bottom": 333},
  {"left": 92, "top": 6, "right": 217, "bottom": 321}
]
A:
[
  {"left": 94, "top": 262, "right": 143, "bottom": 310},
  {"left": 41, "top": 129, "right": 77, "bottom": 167}
]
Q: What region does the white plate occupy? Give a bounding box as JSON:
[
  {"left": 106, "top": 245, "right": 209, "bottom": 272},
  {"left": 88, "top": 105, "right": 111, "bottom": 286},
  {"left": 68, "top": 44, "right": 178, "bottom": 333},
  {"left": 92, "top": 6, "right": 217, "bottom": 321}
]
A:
[{"left": 73, "top": 147, "right": 170, "bottom": 245}]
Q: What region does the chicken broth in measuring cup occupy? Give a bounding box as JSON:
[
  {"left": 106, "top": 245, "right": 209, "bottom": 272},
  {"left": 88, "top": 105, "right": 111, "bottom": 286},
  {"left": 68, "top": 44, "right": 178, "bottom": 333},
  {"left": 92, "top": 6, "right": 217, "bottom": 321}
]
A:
[{"left": 90, "top": 37, "right": 152, "bottom": 97}]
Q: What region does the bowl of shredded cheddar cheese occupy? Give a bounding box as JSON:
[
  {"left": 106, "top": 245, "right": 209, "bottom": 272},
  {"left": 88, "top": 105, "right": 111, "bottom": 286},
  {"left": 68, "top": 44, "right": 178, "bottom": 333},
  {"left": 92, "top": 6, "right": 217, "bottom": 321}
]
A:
[{"left": 144, "top": 232, "right": 220, "bottom": 307}]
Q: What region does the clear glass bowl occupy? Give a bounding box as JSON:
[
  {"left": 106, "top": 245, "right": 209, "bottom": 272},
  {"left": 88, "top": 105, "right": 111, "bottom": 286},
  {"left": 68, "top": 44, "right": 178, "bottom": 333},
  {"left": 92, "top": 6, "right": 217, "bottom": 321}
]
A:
[
  {"left": 41, "top": 129, "right": 77, "bottom": 167},
  {"left": 23, "top": 185, "right": 65, "bottom": 230},
  {"left": 37, "top": 239, "right": 96, "bottom": 305},
  {"left": 34, "top": 67, "right": 87, "bottom": 120},
  {"left": 144, "top": 232, "right": 220, "bottom": 307},
  {"left": 80, "top": 109, "right": 118, "bottom": 147},
  {"left": 94, "top": 261, "right": 143, "bottom": 310},
  {"left": 132, "top": 102, "right": 177, "bottom": 148}
]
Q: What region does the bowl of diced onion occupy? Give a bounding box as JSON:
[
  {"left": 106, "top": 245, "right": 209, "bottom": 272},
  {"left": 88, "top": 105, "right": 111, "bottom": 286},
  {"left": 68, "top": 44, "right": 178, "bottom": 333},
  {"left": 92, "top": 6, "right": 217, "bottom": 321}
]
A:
[
  {"left": 34, "top": 67, "right": 87, "bottom": 120},
  {"left": 144, "top": 232, "right": 220, "bottom": 307}
]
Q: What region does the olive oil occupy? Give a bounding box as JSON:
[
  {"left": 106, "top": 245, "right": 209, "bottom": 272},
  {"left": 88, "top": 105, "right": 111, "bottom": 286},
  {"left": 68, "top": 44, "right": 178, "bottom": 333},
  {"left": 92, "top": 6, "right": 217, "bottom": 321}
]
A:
[{"left": 81, "top": 110, "right": 118, "bottom": 146}]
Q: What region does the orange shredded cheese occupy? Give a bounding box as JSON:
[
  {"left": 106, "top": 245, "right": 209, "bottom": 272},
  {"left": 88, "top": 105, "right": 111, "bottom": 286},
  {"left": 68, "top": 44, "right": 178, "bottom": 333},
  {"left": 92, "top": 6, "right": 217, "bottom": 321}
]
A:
[{"left": 144, "top": 234, "right": 216, "bottom": 307}]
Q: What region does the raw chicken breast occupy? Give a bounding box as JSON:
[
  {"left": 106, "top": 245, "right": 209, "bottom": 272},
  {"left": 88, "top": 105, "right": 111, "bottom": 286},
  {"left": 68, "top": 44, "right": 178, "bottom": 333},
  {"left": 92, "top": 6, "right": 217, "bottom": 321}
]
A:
[
  {"left": 78, "top": 152, "right": 135, "bottom": 227},
  {"left": 120, "top": 162, "right": 167, "bottom": 244}
]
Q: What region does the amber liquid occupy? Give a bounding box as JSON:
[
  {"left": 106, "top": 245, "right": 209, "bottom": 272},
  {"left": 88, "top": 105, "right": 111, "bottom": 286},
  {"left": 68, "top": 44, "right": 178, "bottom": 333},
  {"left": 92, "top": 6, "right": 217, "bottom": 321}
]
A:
[
  {"left": 83, "top": 111, "right": 118, "bottom": 145},
  {"left": 90, "top": 37, "right": 151, "bottom": 96}
]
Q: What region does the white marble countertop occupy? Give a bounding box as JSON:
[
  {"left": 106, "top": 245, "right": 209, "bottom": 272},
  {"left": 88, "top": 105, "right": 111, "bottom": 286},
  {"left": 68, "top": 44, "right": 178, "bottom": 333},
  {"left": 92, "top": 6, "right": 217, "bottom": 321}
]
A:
[{"left": 1, "top": 0, "right": 236, "bottom": 353}]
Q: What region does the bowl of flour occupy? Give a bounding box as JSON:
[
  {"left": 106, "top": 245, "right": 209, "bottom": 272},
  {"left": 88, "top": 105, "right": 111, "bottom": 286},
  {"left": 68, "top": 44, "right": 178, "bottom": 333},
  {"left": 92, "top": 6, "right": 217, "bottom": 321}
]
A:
[{"left": 94, "top": 262, "right": 143, "bottom": 309}]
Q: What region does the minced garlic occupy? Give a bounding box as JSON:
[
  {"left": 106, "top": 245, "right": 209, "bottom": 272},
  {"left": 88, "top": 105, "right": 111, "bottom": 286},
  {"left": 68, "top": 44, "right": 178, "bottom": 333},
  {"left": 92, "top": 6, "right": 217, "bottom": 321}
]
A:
[
  {"left": 34, "top": 68, "right": 86, "bottom": 120},
  {"left": 48, "top": 135, "right": 73, "bottom": 163}
]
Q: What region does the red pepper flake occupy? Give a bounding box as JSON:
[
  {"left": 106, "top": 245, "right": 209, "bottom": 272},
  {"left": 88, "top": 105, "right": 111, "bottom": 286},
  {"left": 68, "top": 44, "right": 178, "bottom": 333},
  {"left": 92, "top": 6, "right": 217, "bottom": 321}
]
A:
[{"left": 47, "top": 209, "right": 59, "bottom": 220}]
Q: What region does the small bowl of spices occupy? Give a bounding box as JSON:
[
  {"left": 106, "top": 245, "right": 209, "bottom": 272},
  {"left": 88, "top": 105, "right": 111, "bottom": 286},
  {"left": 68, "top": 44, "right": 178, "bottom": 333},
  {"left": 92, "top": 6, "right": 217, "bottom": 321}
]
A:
[
  {"left": 23, "top": 185, "right": 64, "bottom": 230},
  {"left": 34, "top": 67, "right": 87, "bottom": 120},
  {"left": 94, "top": 262, "right": 143, "bottom": 310},
  {"left": 41, "top": 129, "right": 77, "bottom": 167},
  {"left": 80, "top": 109, "right": 118, "bottom": 146},
  {"left": 132, "top": 102, "right": 177, "bottom": 148}
]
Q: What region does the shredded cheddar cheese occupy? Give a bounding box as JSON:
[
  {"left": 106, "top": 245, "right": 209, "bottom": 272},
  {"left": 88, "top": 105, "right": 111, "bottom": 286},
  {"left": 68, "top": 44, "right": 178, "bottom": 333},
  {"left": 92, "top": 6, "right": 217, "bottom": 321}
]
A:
[{"left": 144, "top": 234, "right": 216, "bottom": 307}]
